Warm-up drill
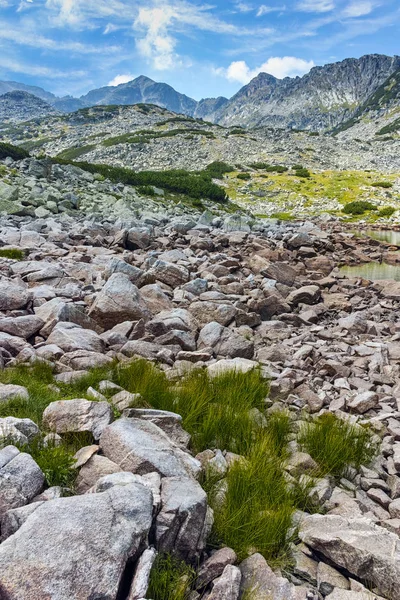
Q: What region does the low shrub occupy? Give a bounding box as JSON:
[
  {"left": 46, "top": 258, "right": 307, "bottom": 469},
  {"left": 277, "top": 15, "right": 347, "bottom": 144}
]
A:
[
  {"left": 299, "top": 413, "right": 378, "bottom": 478},
  {"left": 249, "top": 162, "right": 270, "bottom": 170},
  {"left": 342, "top": 201, "right": 376, "bottom": 215},
  {"left": 371, "top": 181, "right": 393, "bottom": 188},
  {"left": 56, "top": 144, "right": 96, "bottom": 161},
  {"left": 0, "top": 142, "right": 29, "bottom": 161},
  {"left": 237, "top": 173, "right": 251, "bottom": 180},
  {"left": 137, "top": 185, "right": 156, "bottom": 196},
  {"left": 378, "top": 206, "right": 396, "bottom": 217},
  {"left": 205, "top": 161, "right": 235, "bottom": 179},
  {"left": 53, "top": 160, "right": 228, "bottom": 203},
  {"left": 294, "top": 167, "right": 311, "bottom": 178}
]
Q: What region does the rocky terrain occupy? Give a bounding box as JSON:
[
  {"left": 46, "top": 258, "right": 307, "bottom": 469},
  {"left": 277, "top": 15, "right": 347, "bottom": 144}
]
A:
[
  {"left": 0, "top": 91, "right": 59, "bottom": 123},
  {"left": 2, "top": 54, "right": 400, "bottom": 134},
  {"left": 1, "top": 150, "right": 400, "bottom": 598}
]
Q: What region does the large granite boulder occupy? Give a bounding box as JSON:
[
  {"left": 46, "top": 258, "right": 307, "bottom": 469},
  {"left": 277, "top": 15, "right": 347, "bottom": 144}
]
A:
[{"left": 0, "top": 482, "right": 153, "bottom": 600}]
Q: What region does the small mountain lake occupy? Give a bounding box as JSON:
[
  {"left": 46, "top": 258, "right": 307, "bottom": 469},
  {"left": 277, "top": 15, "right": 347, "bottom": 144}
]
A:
[
  {"left": 340, "top": 262, "right": 400, "bottom": 281},
  {"left": 355, "top": 229, "right": 400, "bottom": 246}
]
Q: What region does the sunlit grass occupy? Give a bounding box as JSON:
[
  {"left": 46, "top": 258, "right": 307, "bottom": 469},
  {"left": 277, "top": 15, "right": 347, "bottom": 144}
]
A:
[
  {"left": 147, "top": 554, "right": 195, "bottom": 600},
  {"left": 299, "top": 413, "right": 378, "bottom": 478}
]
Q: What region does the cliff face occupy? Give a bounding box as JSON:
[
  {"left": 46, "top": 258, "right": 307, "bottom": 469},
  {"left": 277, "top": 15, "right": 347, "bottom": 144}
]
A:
[{"left": 213, "top": 54, "right": 400, "bottom": 130}]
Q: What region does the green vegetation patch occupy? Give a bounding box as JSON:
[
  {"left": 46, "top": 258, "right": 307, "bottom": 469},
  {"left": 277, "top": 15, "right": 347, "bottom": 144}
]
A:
[
  {"left": 204, "top": 161, "right": 235, "bottom": 179},
  {"left": 0, "top": 248, "right": 24, "bottom": 260},
  {"left": 53, "top": 159, "right": 228, "bottom": 203},
  {"left": 371, "top": 181, "right": 393, "bottom": 188},
  {"left": 147, "top": 554, "right": 195, "bottom": 600},
  {"left": 237, "top": 172, "right": 251, "bottom": 180},
  {"left": 342, "top": 200, "right": 376, "bottom": 215},
  {"left": 57, "top": 144, "right": 96, "bottom": 161},
  {"left": 299, "top": 413, "right": 378, "bottom": 478},
  {"left": 0, "top": 142, "right": 29, "bottom": 161},
  {"left": 102, "top": 127, "right": 215, "bottom": 148},
  {"left": 376, "top": 118, "right": 400, "bottom": 136},
  {"left": 378, "top": 206, "right": 396, "bottom": 217}
]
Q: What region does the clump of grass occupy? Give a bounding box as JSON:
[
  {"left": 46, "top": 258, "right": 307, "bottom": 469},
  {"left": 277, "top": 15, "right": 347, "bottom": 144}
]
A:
[
  {"left": 0, "top": 362, "right": 56, "bottom": 423},
  {"left": 294, "top": 167, "right": 311, "bottom": 178},
  {"left": 270, "top": 212, "right": 294, "bottom": 221},
  {"left": 147, "top": 554, "right": 195, "bottom": 600},
  {"left": 0, "top": 248, "right": 25, "bottom": 260},
  {"left": 298, "top": 413, "right": 378, "bottom": 478},
  {"left": 343, "top": 200, "right": 376, "bottom": 215},
  {"left": 113, "top": 359, "right": 174, "bottom": 409},
  {"left": 209, "top": 434, "right": 295, "bottom": 565},
  {"left": 170, "top": 368, "right": 269, "bottom": 455},
  {"left": 22, "top": 437, "right": 76, "bottom": 488}
]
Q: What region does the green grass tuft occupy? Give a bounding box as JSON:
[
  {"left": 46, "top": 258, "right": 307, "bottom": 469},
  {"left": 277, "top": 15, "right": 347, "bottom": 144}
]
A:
[
  {"left": 299, "top": 413, "right": 378, "bottom": 478},
  {"left": 342, "top": 200, "right": 376, "bottom": 215},
  {"left": 147, "top": 554, "right": 195, "bottom": 600},
  {"left": 0, "top": 248, "right": 25, "bottom": 260}
]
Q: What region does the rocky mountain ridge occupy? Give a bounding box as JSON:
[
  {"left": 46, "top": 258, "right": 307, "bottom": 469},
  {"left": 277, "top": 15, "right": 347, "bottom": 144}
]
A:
[
  {"left": 0, "top": 91, "right": 59, "bottom": 123},
  {"left": 2, "top": 54, "right": 400, "bottom": 133}
]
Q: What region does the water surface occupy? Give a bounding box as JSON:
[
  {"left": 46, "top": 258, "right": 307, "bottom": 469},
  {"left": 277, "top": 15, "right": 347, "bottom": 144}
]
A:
[
  {"left": 340, "top": 262, "right": 400, "bottom": 281},
  {"left": 357, "top": 230, "right": 400, "bottom": 246}
]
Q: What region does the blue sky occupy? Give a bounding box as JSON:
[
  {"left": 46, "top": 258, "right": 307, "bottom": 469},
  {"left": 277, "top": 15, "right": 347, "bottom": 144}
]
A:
[{"left": 0, "top": 0, "right": 399, "bottom": 100}]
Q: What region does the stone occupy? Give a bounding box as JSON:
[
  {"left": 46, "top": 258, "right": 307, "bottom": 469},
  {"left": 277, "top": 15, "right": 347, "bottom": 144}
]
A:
[
  {"left": 42, "top": 399, "right": 113, "bottom": 440},
  {"left": 299, "top": 514, "right": 400, "bottom": 598},
  {"left": 0, "top": 384, "right": 28, "bottom": 403},
  {"left": 0, "top": 282, "right": 31, "bottom": 311},
  {"left": 0, "top": 315, "right": 44, "bottom": 339},
  {"left": 0, "top": 417, "right": 39, "bottom": 447},
  {"left": 121, "top": 340, "right": 176, "bottom": 364},
  {"left": 146, "top": 259, "right": 189, "bottom": 287},
  {"left": 128, "top": 547, "right": 157, "bottom": 600},
  {"left": 46, "top": 322, "right": 104, "bottom": 353},
  {"left": 196, "top": 547, "right": 237, "bottom": 589},
  {"left": 287, "top": 285, "right": 321, "bottom": 306},
  {"left": 0, "top": 482, "right": 153, "bottom": 600},
  {"left": 89, "top": 273, "right": 150, "bottom": 330},
  {"left": 100, "top": 418, "right": 201, "bottom": 478},
  {"left": 155, "top": 475, "right": 210, "bottom": 561},
  {"left": 317, "top": 561, "right": 350, "bottom": 596},
  {"left": 35, "top": 298, "right": 101, "bottom": 336},
  {"left": 123, "top": 408, "right": 191, "bottom": 449},
  {"left": 239, "top": 553, "right": 308, "bottom": 599},
  {"left": 0, "top": 446, "right": 45, "bottom": 516},
  {"left": 111, "top": 390, "right": 142, "bottom": 411},
  {"left": 207, "top": 565, "right": 241, "bottom": 600},
  {"left": 75, "top": 454, "right": 121, "bottom": 494},
  {"left": 189, "top": 301, "right": 237, "bottom": 327},
  {"left": 348, "top": 391, "right": 379, "bottom": 414}
]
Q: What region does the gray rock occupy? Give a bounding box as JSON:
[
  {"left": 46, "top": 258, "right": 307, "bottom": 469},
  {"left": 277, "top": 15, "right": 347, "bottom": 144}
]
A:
[
  {"left": 0, "top": 384, "right": 29, "bottom": 403},
  {"left": 146, "top": 259, "right": 189, "bottom": 287},
  {"left": 0, "top": 282, "right": 31, "bottom": 311},
  {"left": 75, "top": 454, "right": 121, "bottom": 494},
  {"left": 100, "top": 418, "right": 201, "bottom": 478},
  {"left": 239, "top": 552, "right": 308, "bottom": 599},
  {"left": 299, "top": 514, "right": 400, "bottom": 598},
  {"left": 0, "top": 446, "right": 45, "bottom": 516},
  {"left": 155, "top": 475, "right": 210, "bottom": 561},
  {"left": 0, "top": 315, "right": 44, "bottom": 339},
  {"left": 196, "top": 547, "right": 237, "bottom": 589},
  {"left": 89, "top": 273, "right": 150, "bottom": 330},
  {"left": 207, "top": 564, "right": 241, "bottom": 600},
  {"left": 287, "top": 285, "right": 321, "bottom": 306},
  {"left": 348, "top": 391, "right": 379, "bottom": 414},
  {"left": 123, "top": 408, "right": 191, "bottom": 448},
  {"left": 128, "top": 547, "right": 157, "bottom": 600},
  {"left": 0, "top": 482, "right": 153, "bottom": 600},
  {"left": 46, "top": 322, "right": 104, "bottom": 353},
  {"left": 42, "top": 399, "right": 113, "bottom": 440}
]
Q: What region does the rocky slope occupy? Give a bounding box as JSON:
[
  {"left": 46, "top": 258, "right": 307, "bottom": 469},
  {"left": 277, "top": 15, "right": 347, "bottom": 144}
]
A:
[
  {"left": 0, "top": 153, "right": 400, "bottom": 598},
  {"left": 0, "top": 91, "right": 59, "bottom": 123},
  {"left": 2, "top": 103, "right": 400, "bottom": 175}
]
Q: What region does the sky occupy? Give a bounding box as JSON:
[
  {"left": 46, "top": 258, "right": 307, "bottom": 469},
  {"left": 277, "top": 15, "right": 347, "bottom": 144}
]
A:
[{"left": 0, "top": 0, "right": 399, "bottom": 100}]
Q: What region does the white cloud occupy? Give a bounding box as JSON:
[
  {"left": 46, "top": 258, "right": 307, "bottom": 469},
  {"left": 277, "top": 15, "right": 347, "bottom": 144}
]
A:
[
  {"left": 0, "top": 56, "right": 87, "bottom": 78},
  {"left": 108, "top": 73, "right": 136, "bottom": 86},
  {"left": 216, "top": 56, "right": 315, "bottom": 84},
  {"left": 257, "top": 5, "right": 285, "bottom": 16},
  {"left": 235, "top": 2, "right": 253, "bottom": 12},
  {"left": 134, "top": 6, "right": 181, "bottom": 70},
  {"left": 342, "top": 1, "right": 374, "bottom": 17},
  {"left": 296, "top": 0, "right": 335, "bottom": 12}
]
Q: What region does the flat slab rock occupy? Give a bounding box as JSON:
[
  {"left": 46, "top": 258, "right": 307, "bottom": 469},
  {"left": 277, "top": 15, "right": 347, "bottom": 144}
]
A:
[
  {"left": 0, "top": 445, "right": 44, "bottom": 516},
  {"left": 0, "top": 482, "right": 153, "bottom": 600},
  {"left": 100, "top": 418, "right": 201, "bottom": 478},
  {"left": 299, "top": 514, "right": 400, "bottom": 598}
]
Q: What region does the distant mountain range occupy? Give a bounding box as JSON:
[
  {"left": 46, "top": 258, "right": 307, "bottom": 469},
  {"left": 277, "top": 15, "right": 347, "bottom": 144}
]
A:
[{"left": 1, "top": 54, "right": 400, "bottom": 133}]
